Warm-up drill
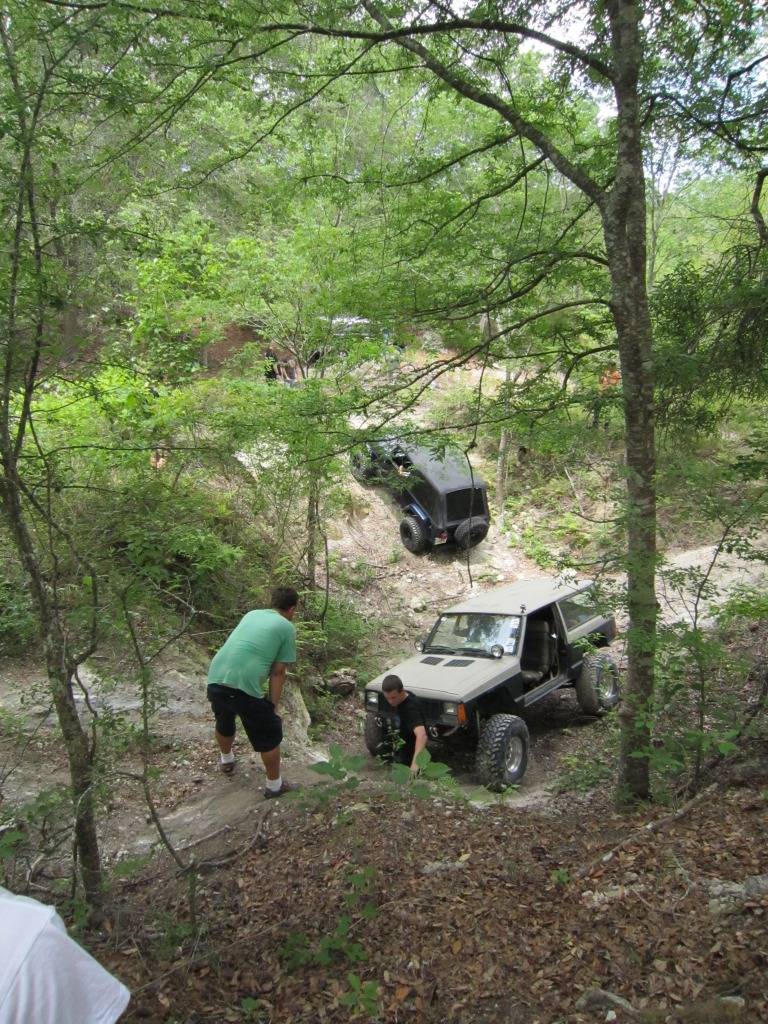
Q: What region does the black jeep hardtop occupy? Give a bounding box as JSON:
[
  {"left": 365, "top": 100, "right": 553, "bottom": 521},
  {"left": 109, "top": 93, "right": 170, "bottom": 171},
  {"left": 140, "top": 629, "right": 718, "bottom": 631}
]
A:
[{"left": 351, "top": 439, "right": 490, "bottom": 553}]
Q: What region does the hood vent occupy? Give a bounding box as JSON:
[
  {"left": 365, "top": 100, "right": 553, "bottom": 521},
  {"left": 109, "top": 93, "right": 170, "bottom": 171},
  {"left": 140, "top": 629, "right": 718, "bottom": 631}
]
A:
[
  {"left": 420, "top": 656, "right": 443, "bottom": 665},
  {"left": 446, "top": 658, "right": 473, "bottom": 667}
]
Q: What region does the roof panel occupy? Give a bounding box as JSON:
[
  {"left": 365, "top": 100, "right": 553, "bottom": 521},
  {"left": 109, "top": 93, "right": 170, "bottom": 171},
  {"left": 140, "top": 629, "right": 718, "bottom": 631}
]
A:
[
  {"left": 444, "top": 576, "right": 590, "bottom": 615},
  {"left": 393, "top": 442, "right": 487, "bottom": 491}
]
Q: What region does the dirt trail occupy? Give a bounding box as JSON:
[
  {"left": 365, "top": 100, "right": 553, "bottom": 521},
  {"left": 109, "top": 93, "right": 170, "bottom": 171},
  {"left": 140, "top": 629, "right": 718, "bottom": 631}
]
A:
[{"left": 1, "top": 460, "right": 765, "bottom": 862}]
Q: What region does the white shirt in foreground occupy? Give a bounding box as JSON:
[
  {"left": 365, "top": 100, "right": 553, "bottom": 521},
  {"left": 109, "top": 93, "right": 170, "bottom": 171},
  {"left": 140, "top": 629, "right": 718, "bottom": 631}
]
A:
[{"left": 0, "top": 886, "right": 130, "bottom": 1024}]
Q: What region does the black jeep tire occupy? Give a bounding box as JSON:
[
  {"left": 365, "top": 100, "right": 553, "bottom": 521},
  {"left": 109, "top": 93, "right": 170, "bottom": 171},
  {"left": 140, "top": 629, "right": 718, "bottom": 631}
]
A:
[
  {"left": 364, "top": 713, "right": 392, "bottom": 758},
  {"left": 454, "top": 516, "right": 489, "bottom": 550},
  {"left": 575, "top": 651, "right": 621, "bottom": 715},
  {"left": 350, "top": 450, "right": 375, "bottom": 483},
  {"left": 399, "top": 515, "right": 429, "bottom": 554},
  {"left": 475, "top": 713, "right": 530, "bottom": 791}
]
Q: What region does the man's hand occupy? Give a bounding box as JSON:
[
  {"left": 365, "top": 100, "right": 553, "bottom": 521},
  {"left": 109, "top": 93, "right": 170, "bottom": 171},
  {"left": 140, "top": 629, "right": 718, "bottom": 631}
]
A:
[
  {"left": 268, "top": 662, "right": 288, "bottom": 707},
  {"left": 411, "top": 724, "right": 428, "bottom": 773}
]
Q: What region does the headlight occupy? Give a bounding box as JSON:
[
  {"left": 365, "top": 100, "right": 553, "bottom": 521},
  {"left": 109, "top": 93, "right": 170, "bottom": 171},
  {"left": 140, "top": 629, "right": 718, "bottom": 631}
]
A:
[
  {"left": 365, "top": 691, "right": 379, "bottom": 707},
  {"left": 442, "top": 702, "right": 458, "bottom": 716}
]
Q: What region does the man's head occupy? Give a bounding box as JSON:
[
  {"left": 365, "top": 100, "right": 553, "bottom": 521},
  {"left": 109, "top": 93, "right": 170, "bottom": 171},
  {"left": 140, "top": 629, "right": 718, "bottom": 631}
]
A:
[
  {"left": 271, "top": 586, "right": 299, "bottom": 619},
  {"left": 382, "top": 674, "right": 406, "bottom": 707}
]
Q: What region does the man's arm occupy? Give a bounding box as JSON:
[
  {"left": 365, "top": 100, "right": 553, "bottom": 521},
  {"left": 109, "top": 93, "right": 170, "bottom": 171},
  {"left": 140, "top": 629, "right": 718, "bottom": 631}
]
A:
[
  {"left": 268, "top": 662, "right": 288, "bottom": 708},
  {"left": 410, "top": 725, "right": 428, "bottom": 772}
]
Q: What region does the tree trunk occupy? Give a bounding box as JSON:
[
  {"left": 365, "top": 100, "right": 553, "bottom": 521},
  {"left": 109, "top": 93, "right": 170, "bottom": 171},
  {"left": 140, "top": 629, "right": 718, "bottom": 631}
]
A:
[
  {"left": 603, "top": 0, "right": 657, "bottom": 801},
  {"left": 49, "top": 660, "right": 103, "bottom": 905},
  {"left": 1, "top": 445, "right": 103, "bottom": 904},
  {"left": 306, "top": 476, "right": 320, "bottom": 590},
  {"left": 496, "top": 364, "right": 513, "bottom": 526}
]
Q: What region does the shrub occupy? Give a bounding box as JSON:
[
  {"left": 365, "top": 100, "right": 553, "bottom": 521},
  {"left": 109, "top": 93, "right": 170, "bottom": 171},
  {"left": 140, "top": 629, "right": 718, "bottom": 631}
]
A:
[{"left": 0, "top": 545, "right": 37, "bottom": 654}]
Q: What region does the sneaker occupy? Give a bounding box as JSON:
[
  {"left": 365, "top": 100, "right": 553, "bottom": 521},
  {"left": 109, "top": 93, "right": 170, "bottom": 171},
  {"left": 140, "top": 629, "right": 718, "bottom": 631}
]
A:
[
  {"left": 220, "top": 760, "right": 235, "bottom": 775},
  {"left": 264, "top": 780, "right": 300, "bottom": 799}
]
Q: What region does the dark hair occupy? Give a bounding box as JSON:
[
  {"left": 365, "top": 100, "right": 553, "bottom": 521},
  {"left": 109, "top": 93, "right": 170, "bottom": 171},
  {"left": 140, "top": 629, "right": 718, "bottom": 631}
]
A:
[
  {"left": 382, "top": 674, "right": 404, "bottom": 693},
  {"left": 271, "top": 586, "right": 299, "bottom": 611}
]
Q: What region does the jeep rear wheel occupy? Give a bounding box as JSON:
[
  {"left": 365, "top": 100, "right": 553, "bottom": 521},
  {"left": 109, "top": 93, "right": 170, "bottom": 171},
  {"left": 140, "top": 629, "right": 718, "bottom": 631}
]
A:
[
  {"left": 575, "top": 652, "right": 621, "bottom": 715},
  {"left": 364, "top": 713, "right": 392, "bottom": 758},
  {"left": 475, "top": 713, "right": 530, "bottom": 791},
  {"left": 400, "top": 515, "right": 429, "bottom": 554},
  {"left": 454, "top": 516, "right": 489, "bottom": 550},
  {"left": 350, "top": 450, "right": 374, "bottom": 483}
]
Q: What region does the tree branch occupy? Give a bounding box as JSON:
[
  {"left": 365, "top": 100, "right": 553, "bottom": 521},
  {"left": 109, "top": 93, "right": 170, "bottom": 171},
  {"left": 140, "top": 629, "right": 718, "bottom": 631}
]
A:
[{"left": 360, "top": 2, "right": 606, "bottom": 206}]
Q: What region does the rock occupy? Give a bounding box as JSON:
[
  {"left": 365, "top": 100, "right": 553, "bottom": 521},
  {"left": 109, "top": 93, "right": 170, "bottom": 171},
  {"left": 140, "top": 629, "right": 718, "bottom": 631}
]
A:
[
  {"left": 420, "top": 860, "right": 467, "bottom": 876},
  {"left": 325, "top": 668, "right": 358, "bottom": 697},
  {"left": 706, "top": 874, "right": 768, "bottom": 915},
  {"left": 580, "top": 883, "right": 646, "bottom": 908},
  {"left": 575, "top": 988, "right": 636, "bottom": 1014},
  {"left": 280, "top": 684, "right": 312, "bottom": 751},
  {"left": 410, "top": 596, "right": 427, "bottom": 612},
  {"left": 303, "top": 672, "right": 324, "bottom": 693}
]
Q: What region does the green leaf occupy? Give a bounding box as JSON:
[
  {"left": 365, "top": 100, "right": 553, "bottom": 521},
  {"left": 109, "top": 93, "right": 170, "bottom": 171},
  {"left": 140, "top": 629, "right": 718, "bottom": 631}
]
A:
[{"left": 414, "top": 748, "right": 432, "bottom": 769}]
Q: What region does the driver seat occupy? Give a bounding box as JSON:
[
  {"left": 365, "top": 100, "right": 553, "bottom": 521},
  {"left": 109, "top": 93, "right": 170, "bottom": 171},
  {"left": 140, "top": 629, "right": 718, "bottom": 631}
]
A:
[{"left": 521, "top": 620, "right": 554, "bottom": 686}]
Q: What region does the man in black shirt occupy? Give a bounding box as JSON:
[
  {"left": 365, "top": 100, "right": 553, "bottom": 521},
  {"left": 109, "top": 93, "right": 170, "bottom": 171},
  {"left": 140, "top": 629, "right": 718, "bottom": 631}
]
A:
[{"left": 382, "top": 674, "right": 428, "bottom": 771}]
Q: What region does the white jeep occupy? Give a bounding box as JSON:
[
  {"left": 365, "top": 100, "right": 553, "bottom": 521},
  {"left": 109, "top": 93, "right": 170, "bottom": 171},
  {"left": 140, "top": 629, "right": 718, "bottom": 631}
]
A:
[{"left": 364, "top": 576, "right": 620, "bottom": 790}]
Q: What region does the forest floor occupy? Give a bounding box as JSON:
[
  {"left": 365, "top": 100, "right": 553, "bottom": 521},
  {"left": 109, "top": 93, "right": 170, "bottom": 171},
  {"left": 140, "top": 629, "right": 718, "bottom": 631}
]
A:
[{"left": 92, "top": 733, "right": 768, "bottom": 1024}]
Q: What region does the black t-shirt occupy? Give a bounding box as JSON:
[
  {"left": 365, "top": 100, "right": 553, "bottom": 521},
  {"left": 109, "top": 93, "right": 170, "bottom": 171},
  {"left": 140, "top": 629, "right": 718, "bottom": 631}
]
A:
[{"left": 393, "top": 693, "right": 427, "bottom": 763}]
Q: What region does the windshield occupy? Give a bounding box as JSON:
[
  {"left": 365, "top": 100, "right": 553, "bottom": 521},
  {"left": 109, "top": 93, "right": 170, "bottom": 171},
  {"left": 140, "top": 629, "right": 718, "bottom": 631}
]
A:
[{"left": 425, "top": 613, "right": 521, "bottom": 657}]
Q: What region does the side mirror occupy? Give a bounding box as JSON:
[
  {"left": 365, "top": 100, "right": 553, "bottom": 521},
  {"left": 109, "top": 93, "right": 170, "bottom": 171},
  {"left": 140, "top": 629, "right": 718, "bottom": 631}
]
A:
[{"left": 415, "top": 639, "right": 425, "bottom": 653}]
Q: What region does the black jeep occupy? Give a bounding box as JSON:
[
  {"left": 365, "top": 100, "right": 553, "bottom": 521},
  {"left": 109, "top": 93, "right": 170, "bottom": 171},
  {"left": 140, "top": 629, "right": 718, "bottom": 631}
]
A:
[{"left": 351, "top": 440, "right": 490, "bottom": 553}]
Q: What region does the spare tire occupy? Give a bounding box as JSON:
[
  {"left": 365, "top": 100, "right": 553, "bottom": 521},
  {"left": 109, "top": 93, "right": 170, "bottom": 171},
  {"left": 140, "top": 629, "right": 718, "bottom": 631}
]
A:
[
  {"left": 399, "top": 515, "right": 429, "bottom": 554},
  {"left": 575, "top": 651, "right": 621, "bottom": 715},
  {"left": 454, "top": 517, "right": 489, "bottom": 549}
]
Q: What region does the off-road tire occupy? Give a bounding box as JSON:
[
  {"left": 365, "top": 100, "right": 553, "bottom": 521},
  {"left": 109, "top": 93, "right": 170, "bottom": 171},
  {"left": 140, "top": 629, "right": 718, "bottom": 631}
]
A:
[
  {"left": 575, "top": 651, "right": 621, "bottom": 715},
  {"left": 364, "top": 713, "right": 392, "bottom": 758},
  {"left": 475, "top": 713, "right": 530, "bottom": 791},
  {"left": 400, "top": 515, "right": 429, "bottom": 554},
  {"left": 350, "top": 450, "right": 375, "bottom": 483},
  {"left": 454, "top": 516, "right": 489, "bottom": 550}
]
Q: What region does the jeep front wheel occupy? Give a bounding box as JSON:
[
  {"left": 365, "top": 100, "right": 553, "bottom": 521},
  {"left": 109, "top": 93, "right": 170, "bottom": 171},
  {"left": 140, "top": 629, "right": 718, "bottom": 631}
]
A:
[
  {"left": 364, "top": 713, "right": 392, "bottom": 758},
  {"left": 475, "top": 713, "right": 530, "bottom": 791},
  {"left": 400, "top": 515, "right": 429, "bottom": 554},
  {"left": 454, "top": 516, "right": 489, "bottom": 549},
  {"left": 575, "top": 652, "right": 621, "bottom": 715}
]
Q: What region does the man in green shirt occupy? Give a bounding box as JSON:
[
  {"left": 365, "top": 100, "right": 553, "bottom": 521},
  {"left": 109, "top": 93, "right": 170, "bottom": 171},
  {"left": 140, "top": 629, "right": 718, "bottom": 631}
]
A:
[{"left": 207, "top": 586, "right": 299, "bottom": 798}]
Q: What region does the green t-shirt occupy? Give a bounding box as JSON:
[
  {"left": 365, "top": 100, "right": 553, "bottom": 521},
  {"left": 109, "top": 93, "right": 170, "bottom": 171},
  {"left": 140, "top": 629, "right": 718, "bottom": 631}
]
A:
[{"left": 207, "top": 609, "right": 297, "bottom": 698}]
